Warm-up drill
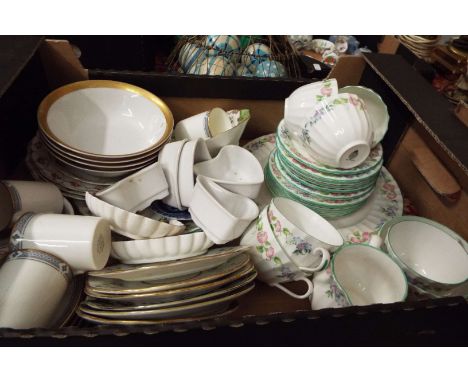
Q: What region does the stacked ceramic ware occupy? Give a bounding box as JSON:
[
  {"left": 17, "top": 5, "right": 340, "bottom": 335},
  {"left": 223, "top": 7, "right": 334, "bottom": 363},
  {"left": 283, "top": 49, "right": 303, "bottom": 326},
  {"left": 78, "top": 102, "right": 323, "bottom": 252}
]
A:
[
  {"left": 27, "top": 80, "right": 174, "bottom": 201},
  {"left": 265, "top": 79, "right": 389, "bottom": 220},
  {"left": 397, "top": 35, "right": 441, "bottom": 62}
]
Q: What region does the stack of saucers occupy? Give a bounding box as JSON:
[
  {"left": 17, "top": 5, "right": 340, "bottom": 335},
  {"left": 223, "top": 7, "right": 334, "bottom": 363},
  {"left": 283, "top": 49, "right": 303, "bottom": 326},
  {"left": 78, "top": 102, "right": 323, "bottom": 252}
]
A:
[
  {"left": 266, "top": 79, "right": 389, "bottom": 219},
  {"left": 77, "top": 247, "right": 256, "bottom": 325},
  {"left": 397, "top": 35, "right": 441, "bottom": 62},
  {"left": 28, "top": 80, "right": 174, "bottom": 199}
]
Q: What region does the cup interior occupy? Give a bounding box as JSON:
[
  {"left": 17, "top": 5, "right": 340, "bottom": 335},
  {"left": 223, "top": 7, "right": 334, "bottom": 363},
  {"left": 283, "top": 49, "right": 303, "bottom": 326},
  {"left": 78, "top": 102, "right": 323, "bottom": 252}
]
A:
[
  {"left": 208, "top": 108, "right": 232, "bottom": 137},
  {"left": 333, "top": 245, "right": 407, "bottom": 305},
  {"left": 271, "top": 197, "right": 343, "bottom": 247},
  {"left": 387, "top": 220, "right": 468, "bottom": 284}
]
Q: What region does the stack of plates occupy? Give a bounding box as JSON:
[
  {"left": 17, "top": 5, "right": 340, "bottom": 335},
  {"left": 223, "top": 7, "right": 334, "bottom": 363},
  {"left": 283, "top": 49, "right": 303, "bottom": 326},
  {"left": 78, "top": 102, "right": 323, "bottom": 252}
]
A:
[
  {"left": 36, "top": 80, "right": 173, "bottom": 182},
  {"left": 398, "top": 35, "right": 441, "bottom": 62},
  {"left": 77, "top": 246, "right": 256, "bottom": 325},
  {"left": 265, "top": 121, "right": 383, "bottom": 219}
]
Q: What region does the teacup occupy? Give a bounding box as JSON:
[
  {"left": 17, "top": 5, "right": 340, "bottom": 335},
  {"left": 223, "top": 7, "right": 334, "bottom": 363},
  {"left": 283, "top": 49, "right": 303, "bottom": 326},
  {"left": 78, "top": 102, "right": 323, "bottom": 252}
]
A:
[
  {"left": 189, "top": 175, "right": 259, "bottom": 245},
  {"left": 376, "top": 216, "right": 468, "bottom": 297},
  {"left": 159, "top": 139, "right": 187, "bottom": 209},
  {"left": 174, "top": 108, "right": 232, "bottom": 141},
  {"left": 268, "top": 197, "right": 343, "bottom": 274},
  {"left": 9, "top": 213, "right": 111, "bottom": 274},
  {"left": 310, "top": 244, "right": 408, "bottom": 310},
  {"left": 240, "top": 206, "right": 314, "bottom": 299},
  {"left": 0, "top": 249, "right": 72, "bottom": 329}
]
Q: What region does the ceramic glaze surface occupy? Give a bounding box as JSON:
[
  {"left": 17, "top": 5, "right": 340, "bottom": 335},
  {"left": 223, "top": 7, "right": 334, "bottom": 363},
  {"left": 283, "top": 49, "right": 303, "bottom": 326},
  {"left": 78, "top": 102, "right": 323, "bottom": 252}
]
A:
[
  {"left": 46, "top": 88, "right": 168, "bottom": 156},
  {"left": 387, "top": 220, "right": 468, "bottom": 284}
]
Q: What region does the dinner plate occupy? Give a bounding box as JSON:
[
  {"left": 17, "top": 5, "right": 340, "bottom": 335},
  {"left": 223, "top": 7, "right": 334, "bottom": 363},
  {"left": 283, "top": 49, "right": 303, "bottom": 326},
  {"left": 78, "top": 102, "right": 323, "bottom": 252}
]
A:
[
  {"left": 79, "top": 282, "right": 254, "bottom": 320},
  {"left": 85, "top": 263, "right": 255, "bottom": 304},
  {"left": 88, "top": 245, "right": 251, "bottom": 282},
  {"left": 86, "top": 253, "right": 251, "bottom": 295},
  {"left": 84, "top": 270, "right": 257, "bottom": 311},
  {"left": 76, "top": 301, "right": 239, "bottom": 326}
]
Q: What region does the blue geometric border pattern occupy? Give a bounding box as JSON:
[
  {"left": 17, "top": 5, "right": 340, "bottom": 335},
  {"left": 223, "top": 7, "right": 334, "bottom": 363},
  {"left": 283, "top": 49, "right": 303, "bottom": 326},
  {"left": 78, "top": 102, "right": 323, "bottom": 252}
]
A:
[
  {"left": 9, "top": 212, "right": 36, "bottom": 251},
  {"left": 6, "top": 250, "right": 72, "bottom": 281}
]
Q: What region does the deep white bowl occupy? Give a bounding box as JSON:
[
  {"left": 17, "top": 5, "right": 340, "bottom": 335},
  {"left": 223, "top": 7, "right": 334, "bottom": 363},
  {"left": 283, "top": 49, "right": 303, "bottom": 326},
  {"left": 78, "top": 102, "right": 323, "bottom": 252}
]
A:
[
  {"left": 290, "top": 93, "right": 373, "bottom": 169},
  {"left": 38, "top": 80, "right": 173, "bottom": 158}
]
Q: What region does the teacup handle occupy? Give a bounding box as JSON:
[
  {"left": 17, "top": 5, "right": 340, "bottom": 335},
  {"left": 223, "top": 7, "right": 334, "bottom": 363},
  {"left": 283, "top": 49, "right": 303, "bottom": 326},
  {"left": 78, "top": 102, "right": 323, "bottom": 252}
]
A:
[
  {"left": 299, "top": 248, "right": 330, "bottom": 273},
  {"left": 368, "top": 234, "right": 383, "bottom": 248},
  {"left": 273, "top": 277, "right": 314, "bottom": 299}
]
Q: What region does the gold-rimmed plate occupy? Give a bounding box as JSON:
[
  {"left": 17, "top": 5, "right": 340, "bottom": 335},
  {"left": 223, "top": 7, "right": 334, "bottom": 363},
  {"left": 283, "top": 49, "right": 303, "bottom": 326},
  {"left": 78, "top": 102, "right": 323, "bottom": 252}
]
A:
[
  {"left": 86, "top": 253, "right": 251, "bottom": 295},
  {"left": 88, "top": 245, "right": 252, "bottom": 282},
  {"left": 84, "top": 268, "right": 257, "bottom": 311},
  {"left": 79, "top": 282, "right": 254, "bottom": 321},
  {"left": 85, "top": 263, "right": 255, "bottom": 304},
  {"left": 76, "top": 300, "right": 239, "bottom": 326}
]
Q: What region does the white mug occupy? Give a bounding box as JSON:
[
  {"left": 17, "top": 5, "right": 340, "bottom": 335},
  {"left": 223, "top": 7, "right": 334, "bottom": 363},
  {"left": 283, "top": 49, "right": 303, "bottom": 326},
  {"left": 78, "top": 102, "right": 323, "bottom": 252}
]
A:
[
  {"left": 174, "top": 108, "right": 232, "bottom": 141},
  {"left": 1, "top": 180, "right": 64, "bottom": 224},
  {"left": 0, "top": 249, "right": 72, "bottom": 329},
  {"left": 9, "top": 213, "right": 111, "bottom": 274}
]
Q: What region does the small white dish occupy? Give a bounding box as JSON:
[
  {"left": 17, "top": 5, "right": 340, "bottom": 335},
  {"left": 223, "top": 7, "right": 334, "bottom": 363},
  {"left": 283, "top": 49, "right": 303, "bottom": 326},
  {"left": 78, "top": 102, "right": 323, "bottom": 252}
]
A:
[
  {"left": 178, "top": 139, "right": 212, "bottom": 208},
  {"left": 193, "top": 145, "right": 264, "bottom": 199},
  {"left": 205, "top": 111, "right": 249, "bottom": 156},
  {"left": 159, "top": 139, "right": 187, "bottom": 209},
  {"left": 111, "top": 232, "right": 214, "bottom": 264},
  {"left": 189, "top": 175, "right": 259, "bottom": 245},
  {"left": 96, "top": 162, "right": 169, "bottom": 213},
  {"left": 38, "top": 80, "right": 174, "bottom": 158},
  {"left": 174, "top": 108, "right": 232, "bottom": 141},
  {"left": 85, "top": 192, "right": 184, "bottom": 239},
  {"left": 339, "top": 86, "right": 389, "bottom": 147}
]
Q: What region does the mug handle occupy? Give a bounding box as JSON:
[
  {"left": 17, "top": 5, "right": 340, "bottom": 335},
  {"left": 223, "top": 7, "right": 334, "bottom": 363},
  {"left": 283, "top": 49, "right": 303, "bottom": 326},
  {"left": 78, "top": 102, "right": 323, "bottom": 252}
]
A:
[
  {"left": 299, "top": 248, "right": 330, "bottom": 273},
  {"left": 368, "top": 234, "right": 383, "bottom": 248},
  {"left": 273, "top": 277, "right": 314, "bottom": 299}
]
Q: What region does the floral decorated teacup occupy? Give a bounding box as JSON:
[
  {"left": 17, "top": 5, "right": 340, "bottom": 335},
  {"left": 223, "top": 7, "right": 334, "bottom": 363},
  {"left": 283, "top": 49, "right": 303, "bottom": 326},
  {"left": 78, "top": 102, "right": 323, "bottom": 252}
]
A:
[
  {"left": 268, "top": 197, "right": 343, "bottom": 274},
  {"left": 240, "top": 206, "right": 314, "bottom": 299},
  {"left": 310, "top": 243, "right": 407, "bottom": 310}
]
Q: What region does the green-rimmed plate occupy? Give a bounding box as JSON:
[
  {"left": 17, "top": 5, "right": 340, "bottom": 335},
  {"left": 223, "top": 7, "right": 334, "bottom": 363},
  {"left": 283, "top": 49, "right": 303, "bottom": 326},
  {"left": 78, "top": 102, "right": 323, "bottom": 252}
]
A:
[{"left": 277, "top": 120, "right": 383, "bottom": 176}]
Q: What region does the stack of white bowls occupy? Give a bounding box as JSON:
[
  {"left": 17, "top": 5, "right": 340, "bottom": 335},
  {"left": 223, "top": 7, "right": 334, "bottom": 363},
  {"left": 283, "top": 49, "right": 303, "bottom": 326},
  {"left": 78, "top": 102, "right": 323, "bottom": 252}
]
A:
[{"left": 36, "top": 80, "right": 174, "bottom": 182}]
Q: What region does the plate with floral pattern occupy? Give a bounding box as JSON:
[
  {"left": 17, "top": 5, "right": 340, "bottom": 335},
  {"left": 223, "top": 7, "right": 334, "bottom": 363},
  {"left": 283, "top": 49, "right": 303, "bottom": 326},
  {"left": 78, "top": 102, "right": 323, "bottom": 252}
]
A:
[{"left": 277, "top": 120, "right": 383, "bottom": 176}]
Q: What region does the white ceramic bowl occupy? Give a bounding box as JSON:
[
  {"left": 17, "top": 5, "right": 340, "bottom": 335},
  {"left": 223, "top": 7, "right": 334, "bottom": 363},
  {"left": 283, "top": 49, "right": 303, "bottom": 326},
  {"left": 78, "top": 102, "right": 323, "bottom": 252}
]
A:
[
  {"left": 193, "top": 145, "right": 264, "bottom": 199},
  {"left": 85, "top": 192, "right": 185, "bottom": 239},
  {"left": 291, "top": 93, "right": 373, "bottom": 169},
  {"left": 189, "top": 176, "right": 259, "bottom": 245},
  {"left": 111, "top": 232, "right": 214, "bottom": 264},
  {"left": 178, "top": 139, "right": 212, "bottom": 208},
  {"left": 159, "top": 139, "right": 187, "bottom": 209},
  {"left": 385, "top": 217, "right": 468, "bottom": 287},
  {"left": 174, "top": 108, "right": 232, "bottom": 141},
  {"left": 339, "top": 86, "right": 389, "bottom": 147},
  {"left": 38, "top": 80, "right": 174, "bottom": 159},
  {"left": 205, "top": 119, "right": 248, "bottom": 157},
  {"left": 96, "top": 162, "right": 169, "bottom": 213}
]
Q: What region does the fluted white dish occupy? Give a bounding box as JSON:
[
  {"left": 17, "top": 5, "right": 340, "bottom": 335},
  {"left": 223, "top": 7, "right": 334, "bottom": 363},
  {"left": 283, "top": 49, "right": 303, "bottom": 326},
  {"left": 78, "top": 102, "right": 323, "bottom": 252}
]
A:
[
  {"left": 339, "top": 86, "right": 389, "bottom": 147},
  {"left": 193, "top": 145, "right": 264, "bottom": 199},
  {"left": 96, "top": 162, "right": 169, "bottom": 213},
  {"left": 111, "top": 232, "right": 214, "bottom": 264},
  {"left": 189, "top": 176, "right": 259, "bottom": 245},
  {"left": 178, "top": 139, "right": 212, "bottom": 208},
  {"left": 85, "top": 192, "right": 184, "bottom": 239},
  {"left": 285, "top": 79, "right": 338, "bottom": 129},
  {"left": 159, "top": 139, "right": 187, "bottom": 209},
  {"left": 291, "top": 93, "right": 373, "bottom": 169}
]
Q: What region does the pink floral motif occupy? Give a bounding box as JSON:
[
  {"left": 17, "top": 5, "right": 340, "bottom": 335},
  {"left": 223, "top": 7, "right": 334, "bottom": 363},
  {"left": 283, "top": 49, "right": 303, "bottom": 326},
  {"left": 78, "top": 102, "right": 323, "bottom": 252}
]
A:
[
  {"left": 386, "top": 191, "right": 397, "bottom": 200},
  {"left": 274, "top": 220, "right": 282, "bottom": 233},
  {"left": 265, "top": 246, "right": 275, "bottom": 260},
  {"left": 350, "top": 231, "right": 371, "bottom": 243},
  {"left": 257, "top": 231, "right": 268, "bottom": 244},
  {"left": 267, "top": 209, "right": 274, "bottom": 221},
  {"left": 320, "top": 86, "right": 333, "bottom": 96},
  {"left": 349, "top": 94, "right": 360, "bottom": 107},
  {"left": 383, "top": 183, "right": 395, "bottom": 191}
]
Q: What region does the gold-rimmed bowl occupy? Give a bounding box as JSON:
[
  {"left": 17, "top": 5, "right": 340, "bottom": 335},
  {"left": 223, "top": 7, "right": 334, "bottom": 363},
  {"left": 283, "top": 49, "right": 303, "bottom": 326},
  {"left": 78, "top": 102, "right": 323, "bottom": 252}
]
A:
[{"left": 37, "top": 80, "right": 174, "bottom": 160}]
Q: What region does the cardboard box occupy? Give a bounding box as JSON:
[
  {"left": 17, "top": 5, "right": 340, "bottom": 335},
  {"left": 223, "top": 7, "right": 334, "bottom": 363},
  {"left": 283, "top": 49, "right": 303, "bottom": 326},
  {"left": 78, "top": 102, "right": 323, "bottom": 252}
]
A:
[{"left": 0, "top": 38, "right": 467, "bottom": 345}]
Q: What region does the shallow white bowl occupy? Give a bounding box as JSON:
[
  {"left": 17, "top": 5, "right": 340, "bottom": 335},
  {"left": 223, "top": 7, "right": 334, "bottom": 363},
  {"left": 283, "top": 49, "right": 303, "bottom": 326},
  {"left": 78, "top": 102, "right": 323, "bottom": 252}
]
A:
[
  {"left": 178, "top": 139, "right": 212, "bottom": 208},
  {"left": 339, "top": 86, "right": 389, "bottom": 147},
  {"left": 291, "top": 93, "right": 373, "bottom": 169},
  {"left": 386, "top": 218, "right": 468, "bottom": 285},
  {"left": 38, "top": 80, "right": 174, "bottom": 158},
  {"left": 193, "top": 145, "right": 264, "bottom": 199},
  {"left": 96, "top": 162, "right": 169, "bottom": 213},
  {"left": 57, "top": 158, "right": 145, "bottom": 180},
  {"left": 189, "top": 176, "right": 259, "bottom": 245},
  {"left": 85, "top": 192, "right": 184, "bottom": 239},
  {"left": 205, "top": 117, "right": 248, "bottom": 157},
  {"left": 159, "top": 139, "right": 187, "bottom": 209},
  {"left": 111, "top": 232, "right": 214, "bottom": 264}
]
